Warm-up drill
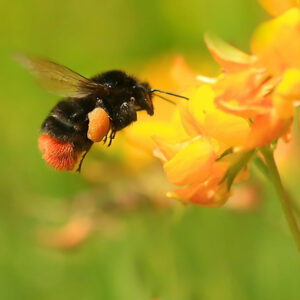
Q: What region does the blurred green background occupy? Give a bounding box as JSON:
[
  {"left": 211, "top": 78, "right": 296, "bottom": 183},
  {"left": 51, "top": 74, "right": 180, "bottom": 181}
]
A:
[{"left": 0, "top": 0, "right": 300, "bottom": 299}]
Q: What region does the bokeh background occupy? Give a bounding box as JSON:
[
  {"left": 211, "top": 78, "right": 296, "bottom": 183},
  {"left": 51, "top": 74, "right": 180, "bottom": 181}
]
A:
[{"left": 0, "top": 0, "right": 300, "bottom": 299}]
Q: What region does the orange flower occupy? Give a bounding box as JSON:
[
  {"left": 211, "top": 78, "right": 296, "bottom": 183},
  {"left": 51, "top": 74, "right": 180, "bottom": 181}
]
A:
[
  {"left": 153, "top": 4, "right": 300, "bottom": 206},
  {"left": 154, "top": 135, "right": 229, "bottom": 207},
  {"left": 153, "top": 85, "right": 253, "bottom": 206},
  {"left": 201, "top": 9, "right": 300, "bottom": 149}
]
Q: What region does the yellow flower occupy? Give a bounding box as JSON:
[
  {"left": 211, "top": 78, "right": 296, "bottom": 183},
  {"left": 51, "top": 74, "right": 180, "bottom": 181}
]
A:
[
  {"left": 202, "top": 8, "right": 300, "bottom": 149},
  {"left": 150, "top": 0, "right": 300, "bottom": 252},
  {"left": 152, "top": 4, "right": 300, "bottom": 205},
  {"left": 179, "top": 85, "right": 251, "bottom": 147},
  {"left": 153, "top": 85, "right": 253, "bottom": 206}
]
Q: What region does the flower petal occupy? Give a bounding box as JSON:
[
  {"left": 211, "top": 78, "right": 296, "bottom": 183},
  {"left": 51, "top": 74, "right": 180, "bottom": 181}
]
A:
[
  {"left": 244, "top": 113, "right": 292, "bottom": 149},
  {"left": 179, "top": 101, "right": 202, "bottom": 137},
  {"left": 273, "top": 68, "right": 300, "bottom": 117},
  {"left": 251, "top": 8, "right": 300, "bottom": 74},
  {"left": 163, "top": 138, "right": 216, "bottom": 185},
  {"left": 259, "top": 0, "right": 299, "bottom": 16},
  {"left": 214, "top": 69, "right": 268, "bottom": 104},
  {"left": 125, "top": 121, "right": 182, "bottom": 155},
  {"left": 153, "top": 136, "right": 189, "bottom": 161},
  {"left": 179, "top": 85, "right": 216, "bottom": 135},
  {"left": 204, "top": 33, "right": 258, "bottom": 72},
  {"left": 172, "top": 180, "right": 229, "bottom": 207},
  {"left": 216, "top": 99, "right": 271, "bottom": 118},
  {"left": 203, "top": 110, "right": 251, "bottom": 147},
  {"left": 183, "top": 85, "right": 251, "bottom": 146}
]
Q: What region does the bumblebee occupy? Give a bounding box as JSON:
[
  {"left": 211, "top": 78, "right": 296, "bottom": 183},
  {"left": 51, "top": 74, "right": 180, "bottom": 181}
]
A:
[{"left": 16, "top": 55, "right": 188, "bottom": 172}]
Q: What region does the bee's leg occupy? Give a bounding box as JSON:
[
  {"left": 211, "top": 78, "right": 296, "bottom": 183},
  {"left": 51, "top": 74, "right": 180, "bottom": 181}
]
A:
[
  {"left": 103, "top": 125, "right": 113, "bottom": 145},
  {"left": 111, "top": 130, "right": 116, "bottom": 139},
  {"left": 107, "top": 130, "right": 116, "bottom": 147},
  {"left": 76, "top": 144, "right": 93, "bottom": 173},
  {"left": 103, "top": 134, "right": 108, "bottom": 144}
]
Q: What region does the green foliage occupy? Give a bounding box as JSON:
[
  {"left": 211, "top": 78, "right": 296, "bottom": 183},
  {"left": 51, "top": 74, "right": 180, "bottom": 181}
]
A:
[{"left": 0, "top": 0, "right": 299, "bottom": 299}]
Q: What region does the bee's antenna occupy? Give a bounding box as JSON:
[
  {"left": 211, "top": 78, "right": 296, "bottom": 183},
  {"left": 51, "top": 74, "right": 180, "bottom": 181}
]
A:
[
  {"left": 153, "top": 93, "right": 176, "bottom": 105},
  {"left": 151, "top": 89, "right": 189, "bottom": 100}
]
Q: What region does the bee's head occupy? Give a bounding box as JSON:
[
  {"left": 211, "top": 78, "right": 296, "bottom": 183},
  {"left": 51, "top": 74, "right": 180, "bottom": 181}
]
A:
[
  {"left": 134, "top": 82, "right": 154, "bottom": 116},
  {"left": 132, "top": 80, "right": 189, "bottom": 116}
]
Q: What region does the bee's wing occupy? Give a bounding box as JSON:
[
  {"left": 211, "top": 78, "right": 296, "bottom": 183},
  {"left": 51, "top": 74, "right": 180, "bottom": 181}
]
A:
[{"left": 15, "top": 54, "right": 106, "bottom": 98}]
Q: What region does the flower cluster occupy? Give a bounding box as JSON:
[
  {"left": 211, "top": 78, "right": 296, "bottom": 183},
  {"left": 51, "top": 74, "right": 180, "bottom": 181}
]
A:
[{"left": 153, "top": 0, "right": 300, "bottom": 206}]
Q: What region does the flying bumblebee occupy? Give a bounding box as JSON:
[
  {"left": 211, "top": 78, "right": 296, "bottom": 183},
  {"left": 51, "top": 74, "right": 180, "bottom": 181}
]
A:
[{"left": 15, "top": 55, "right": 188, "bottom": 172}]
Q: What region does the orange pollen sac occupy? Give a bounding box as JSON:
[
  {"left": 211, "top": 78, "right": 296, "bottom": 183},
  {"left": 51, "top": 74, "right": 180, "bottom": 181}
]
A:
[
  {"left": 38, "top": 135, "right": 79, "bottom": 171},
  {"left": 87, "top": 107, "right": 111, "bottom": 142}
]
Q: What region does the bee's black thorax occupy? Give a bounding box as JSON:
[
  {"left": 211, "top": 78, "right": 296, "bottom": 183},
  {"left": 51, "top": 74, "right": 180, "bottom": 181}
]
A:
[{"left": 91, "top": 70, "right": 151, "bottom": 130}]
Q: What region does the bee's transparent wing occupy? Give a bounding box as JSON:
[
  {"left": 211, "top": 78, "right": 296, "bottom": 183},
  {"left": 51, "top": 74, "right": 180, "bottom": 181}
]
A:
[{"left": 15, "top": 54, "right": 105, "bottom": 98}]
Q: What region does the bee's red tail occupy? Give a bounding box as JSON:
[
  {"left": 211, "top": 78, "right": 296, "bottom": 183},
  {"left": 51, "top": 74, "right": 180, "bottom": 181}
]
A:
[{"left": 38, "top": 134, "right": 80, "bottom": 171}]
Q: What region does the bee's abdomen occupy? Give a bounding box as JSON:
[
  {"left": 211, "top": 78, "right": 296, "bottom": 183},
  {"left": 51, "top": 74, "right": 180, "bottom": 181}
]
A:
[
  {"left": 41, "top": 113, "right": 76, "bottom": 141},
  {"left": 41, "top": 98, "right": 96, "bottom": 151},
  {"left": 38, "top": 134, "right": 80, "bottom": 171},
  {"left": 41, "top": 115, "right": 76, "bottom": 141},
  {"left": 39, "top": 98, "right": 96, "bottom": 171},
  {"left": 42, "top": 98, "right": 94, "bottom": 136}
]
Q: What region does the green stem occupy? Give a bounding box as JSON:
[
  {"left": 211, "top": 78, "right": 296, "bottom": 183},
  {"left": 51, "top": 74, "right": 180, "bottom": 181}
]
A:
[
  {"left": 254, "top": 155, "right": 300, "bottom": 220},
  {"left": 260, "top": 147, "right": 300, "bottom": 254}
]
